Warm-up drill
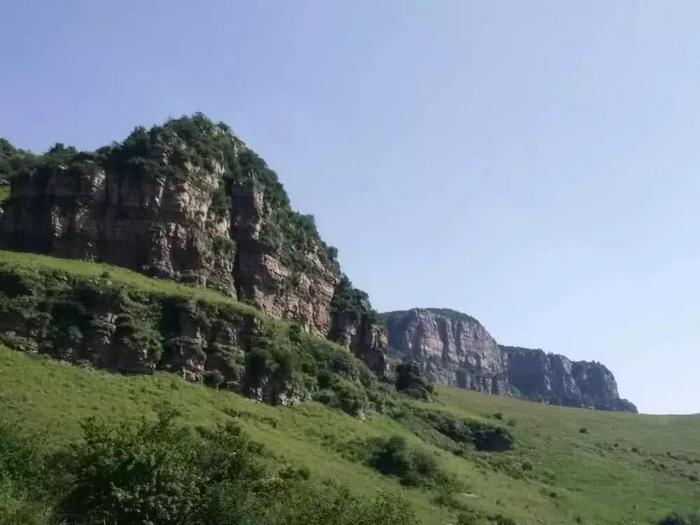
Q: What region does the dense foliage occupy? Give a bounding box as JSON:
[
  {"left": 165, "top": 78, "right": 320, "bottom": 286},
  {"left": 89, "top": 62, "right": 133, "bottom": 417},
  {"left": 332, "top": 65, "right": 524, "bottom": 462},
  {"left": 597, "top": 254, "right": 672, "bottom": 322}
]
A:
[
  {"left": 0, "top": 139, "right": 36, "bottom": 180},
  {"left": 392, "top": 406, "right": 514, "bottom": 454},
  {"left": 0, "top": 412, "right": 419, "bottom": 525},
  {"left": 330, "top": 274, "right": 382, "bottom": 329},
  {"left": 395, "top": 362, "right": 435, "bottom": 399},
  {"left": 0, "top": 139, "right": 37, "bottom": 202},
  {"left": 368, "top": 435, "right": 453, "bottom": 489}
]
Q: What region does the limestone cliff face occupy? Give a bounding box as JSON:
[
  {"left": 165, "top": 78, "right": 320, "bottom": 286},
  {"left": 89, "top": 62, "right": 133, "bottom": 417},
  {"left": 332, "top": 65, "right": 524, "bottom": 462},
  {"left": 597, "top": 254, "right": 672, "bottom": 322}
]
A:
[
  {"left": 384, "top": 308, "right": 637, "bottom": 412},
  {"left": 501, "top": 346, "right": 636, "bottom": 411},
  {"left": 329, "top": 276, "right": 388, "bottom": 376},
  {"left": 2, "top": 147, "right": 235, "bottom": 295},
  {"left": 229, "top": 181, "right": 339, "bottom": 336},
  {"left": 383, "top": 308, "right": 508, "bottom": 394},
  {"left": 0, "top": 116, "right": 387, "bottom": 374}
]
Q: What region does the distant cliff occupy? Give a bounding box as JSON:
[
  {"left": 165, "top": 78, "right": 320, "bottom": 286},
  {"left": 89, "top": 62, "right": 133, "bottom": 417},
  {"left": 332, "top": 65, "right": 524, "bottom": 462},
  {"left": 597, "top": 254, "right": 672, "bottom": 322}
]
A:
[
  {"left": 384, "top": 308, "right": 508, "bottom": 395},
  {"left": 383, "top": 308, "right": 637, "bottom": 412},
  {"left": 500, "top": 345, "right": 637, "bottom": 412},
  {"left": 0, "top": 115, "right": 387, "bottom": 375}
]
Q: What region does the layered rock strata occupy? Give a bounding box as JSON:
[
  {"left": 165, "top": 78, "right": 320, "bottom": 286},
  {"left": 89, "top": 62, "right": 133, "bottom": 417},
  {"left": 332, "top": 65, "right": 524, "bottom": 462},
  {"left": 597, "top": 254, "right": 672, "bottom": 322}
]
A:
[{"left": 384, "top": 308, "right": 636, "bottom": 412}]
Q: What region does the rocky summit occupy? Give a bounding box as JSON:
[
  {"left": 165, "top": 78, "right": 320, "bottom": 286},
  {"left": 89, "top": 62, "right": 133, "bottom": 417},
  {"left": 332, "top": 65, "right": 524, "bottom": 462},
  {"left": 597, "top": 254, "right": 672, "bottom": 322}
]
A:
[{"left": 383, "top": 308, "right": 637, "bottom": 412}]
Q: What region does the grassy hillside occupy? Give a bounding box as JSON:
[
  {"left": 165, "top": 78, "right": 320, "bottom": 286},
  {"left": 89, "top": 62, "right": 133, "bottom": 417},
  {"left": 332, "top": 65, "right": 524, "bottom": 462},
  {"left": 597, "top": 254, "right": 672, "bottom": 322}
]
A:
[
  {"left": 2, "top": 346, "right": 699, "bottom": 525},
  {"left": 0, "top": 250, "right": 261, "bottom": 316},
  {"left": 0, "top": 251, "right": 698, "bottom": 524}
]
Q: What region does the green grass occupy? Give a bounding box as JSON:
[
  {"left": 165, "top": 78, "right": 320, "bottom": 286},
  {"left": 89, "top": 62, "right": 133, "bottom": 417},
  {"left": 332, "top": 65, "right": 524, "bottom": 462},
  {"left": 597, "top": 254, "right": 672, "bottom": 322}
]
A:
[
  {"left": 0, "top": 249, "right": 262, "bottom": 317},
  {"left": 0, "top": 249, "right": 698, "bottom": 524},
  {"left": 1, "top": 347, "right": 699, "bottom": 525}
]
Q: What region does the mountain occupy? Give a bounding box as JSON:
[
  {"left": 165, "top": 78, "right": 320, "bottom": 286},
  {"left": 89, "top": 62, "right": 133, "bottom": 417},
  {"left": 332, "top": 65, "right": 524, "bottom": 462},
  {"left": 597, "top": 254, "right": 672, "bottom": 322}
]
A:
[
  {"left": 383, "top": 308, "right": 637, "bottom": 412},
  {"left": 0, "top": 115, "right": 694, "bottom": 525},
  {"left": 0, "top": 115, "right": 386, "bottom": 375}
]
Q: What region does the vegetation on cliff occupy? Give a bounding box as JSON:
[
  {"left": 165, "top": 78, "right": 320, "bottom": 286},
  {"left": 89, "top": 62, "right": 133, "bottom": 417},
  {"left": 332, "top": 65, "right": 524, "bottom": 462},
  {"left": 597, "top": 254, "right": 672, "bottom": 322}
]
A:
[
  {"left": 1, "top": 115, "right": 386, "bottom": 369},
  {"left": 0, "top": 250, "right": 388, "bottom": 416}
]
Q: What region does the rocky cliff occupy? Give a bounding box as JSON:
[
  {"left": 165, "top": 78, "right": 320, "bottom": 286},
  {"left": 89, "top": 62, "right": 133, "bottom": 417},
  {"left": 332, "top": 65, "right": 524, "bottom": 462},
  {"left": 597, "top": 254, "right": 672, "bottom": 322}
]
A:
[
  {"left": 0, "top": 254, "right": 385, "bottom": 414},
  {"left": 384, "top": 308, "right": 508, "bottom": 394},
  {"left": 384, "top": 308, "right": 637, "bottom": 412},
  {"left": 501, "top": 346, "right": 637, "bottom": 412},
  {"left": 0, "top": 115, "right": 387, "bottom": 374}
]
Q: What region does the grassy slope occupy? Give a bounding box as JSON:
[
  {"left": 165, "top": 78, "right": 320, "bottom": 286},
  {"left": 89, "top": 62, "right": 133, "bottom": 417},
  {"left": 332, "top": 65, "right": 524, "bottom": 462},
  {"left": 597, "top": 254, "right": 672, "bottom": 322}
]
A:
[
  {"left": 2, "top": 348, "right": 699, "bottom": 525},
  {"left": 0, "top": 250, "right": 262, "bottom": 317},
  {"left": 0, "top": 251, "right": 698, "bottom": 524}
]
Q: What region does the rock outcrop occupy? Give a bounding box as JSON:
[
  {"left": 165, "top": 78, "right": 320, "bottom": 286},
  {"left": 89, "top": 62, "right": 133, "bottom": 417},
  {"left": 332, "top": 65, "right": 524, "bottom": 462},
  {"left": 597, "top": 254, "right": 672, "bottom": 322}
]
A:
[
  {"left": 0, "top": 115, "right": 387, "bottom": 374},
  {"left": 383, "top": 308, "right": 508, "bottom": 394},
  {"left": 0, "top": 260, "right": 384, "bottom": 412},
  {"left": 384, "top": 308, "right": 637, "bottom": 412},
  {"left": 329, "top": 276, "right": 388, "bottom": 376}
]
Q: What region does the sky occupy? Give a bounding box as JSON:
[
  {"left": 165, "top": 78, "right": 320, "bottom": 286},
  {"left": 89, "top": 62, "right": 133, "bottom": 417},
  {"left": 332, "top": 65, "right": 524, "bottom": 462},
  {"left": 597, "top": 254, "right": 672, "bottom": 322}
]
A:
[{"left": 1, "top": 0, "right": 699, "bottom": 414}]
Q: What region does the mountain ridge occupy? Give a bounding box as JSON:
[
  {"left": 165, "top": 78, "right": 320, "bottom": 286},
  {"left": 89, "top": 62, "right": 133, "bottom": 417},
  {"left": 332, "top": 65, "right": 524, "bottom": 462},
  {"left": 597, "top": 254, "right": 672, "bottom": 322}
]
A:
[
  {"left": 383, "top": 308, "right": 637, "bottom": 412},
  {"left": 0, "top": 115, "right": 636, "bottom": 412}
]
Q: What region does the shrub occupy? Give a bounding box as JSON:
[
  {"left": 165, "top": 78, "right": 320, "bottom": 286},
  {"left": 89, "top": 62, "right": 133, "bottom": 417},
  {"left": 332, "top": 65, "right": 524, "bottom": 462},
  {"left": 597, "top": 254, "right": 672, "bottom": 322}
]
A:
[
  {"left": 492, "top": 515, "right": 518, "bottom": 525},
  {"left": 56, "top": 409, "right": 209, "bottom": 524},
  {"left": 395, "top": 362, "right": 434, "bottom": 400},
  {"left": 657, "top": 513, "right": 700, "bottom": 525},
  {"left": 313, "top": 377, "right": 369, "bottom": 417},
  {"left": 579, "top": 427, "right": 588, "bottom": 434},
  {"left": 368, "top": 435, "right": 451, "bottom": 488},
  {"left": 53, "top": 410, "right": 420, "bottom": 525},
  {"left": 457, "top": 512, "right": 482, "bottom": 525},
  {"left": 406, "top": 408, "right": 515, "bottom": 453},
  {"left": 203, "top": 369, "right": 225, "bottom": 389}
]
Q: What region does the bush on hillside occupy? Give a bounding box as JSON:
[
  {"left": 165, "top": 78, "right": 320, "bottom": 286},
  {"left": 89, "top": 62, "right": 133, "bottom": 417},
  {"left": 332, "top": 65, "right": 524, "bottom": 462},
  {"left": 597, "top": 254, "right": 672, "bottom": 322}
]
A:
[
  {"left": 400, "top": 407, "right": 515, "bottom": 453},
  {"left": 657, "top": 513, "right": 700, "bottom": 525},
  {"left": 368, "top": 435, "right": 452, "bottom": 488},
  {"left": 395, "top": 362, "right": 434, "bottom": 400},
  {"left": 53, "top": 410, "right": 419, "bottom": 525}
]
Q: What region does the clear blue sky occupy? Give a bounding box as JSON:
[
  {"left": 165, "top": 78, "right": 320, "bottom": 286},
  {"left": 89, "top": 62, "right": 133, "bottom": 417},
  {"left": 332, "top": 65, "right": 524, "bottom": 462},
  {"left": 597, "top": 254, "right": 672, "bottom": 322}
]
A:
[{"left": 2, "top": 1, "right": 699, "bottom": 414}]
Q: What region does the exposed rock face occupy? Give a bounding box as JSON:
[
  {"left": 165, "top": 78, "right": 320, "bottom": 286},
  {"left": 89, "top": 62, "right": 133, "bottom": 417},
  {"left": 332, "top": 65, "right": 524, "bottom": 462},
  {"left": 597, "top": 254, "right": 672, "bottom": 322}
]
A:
[
  {"left": 384, "top": 308, "right": 637, "bottom": 412},
  {"left": 501, "top": 346, "right": 637, "bottom": 412},
  {"left": 384, "top": 308, "right": 508, "bottom": 394},
  {"left": 0, "top": 116, "right": 388, "bottom": 374},
  {"left": 329, "top": 276, "right": 389, "bottom": 376},
  {"left": 229, "top": 182, "right": 338, "bottom": 336},
  {"left": 0, "top": 264, "right": 319, "bottom": 406},
  {"left": 2, "top": 150, "right": 235, "bottom": 295},
  {"left": 330, "top": 312, "right": 388, "bottom": 377}
]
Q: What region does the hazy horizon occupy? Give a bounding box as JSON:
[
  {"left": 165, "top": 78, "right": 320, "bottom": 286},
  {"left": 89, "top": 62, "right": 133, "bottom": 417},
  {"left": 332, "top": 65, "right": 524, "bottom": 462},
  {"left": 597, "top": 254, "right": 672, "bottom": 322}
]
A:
[{"left": 2, "top": 0, "right": 700, "bottom": 414}]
